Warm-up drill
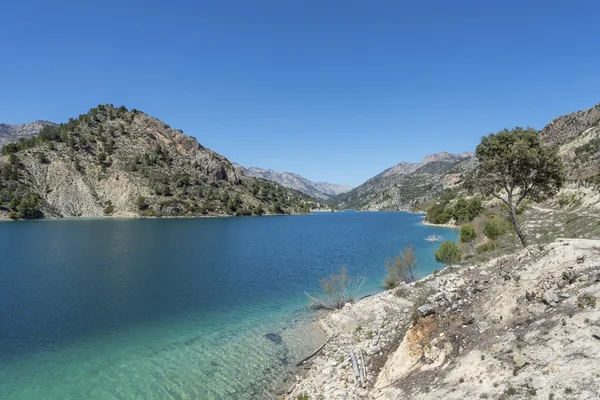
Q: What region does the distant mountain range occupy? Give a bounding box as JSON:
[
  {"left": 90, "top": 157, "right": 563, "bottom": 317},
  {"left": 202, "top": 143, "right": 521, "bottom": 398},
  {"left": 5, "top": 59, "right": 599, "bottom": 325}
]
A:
[
  {"left": 233, "top": 164, "right": 352, "bottom": 201},
  {"left": 2, "top": 102, "right": 598, "bottom": 218},
  {"left": 330, "top": 152, "right": 475, "bottom": 211},
  {"left": 0, "top": 121, "right": 56, "bottom": 148}
]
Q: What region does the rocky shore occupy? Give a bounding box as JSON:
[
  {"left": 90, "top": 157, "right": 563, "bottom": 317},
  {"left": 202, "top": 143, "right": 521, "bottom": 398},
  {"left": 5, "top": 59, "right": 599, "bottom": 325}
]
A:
[{"left": 285, "top": 238, "right": 600, "bottom": 399}]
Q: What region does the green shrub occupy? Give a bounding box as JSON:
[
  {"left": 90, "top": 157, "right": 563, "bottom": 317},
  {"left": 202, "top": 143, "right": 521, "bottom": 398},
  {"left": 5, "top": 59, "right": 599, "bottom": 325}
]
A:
[
  {"left": 434, "top": 241, "right": 461, "bottom": 266},
  {"left": 103, "top": 201, "right": 114, "bottom": 215},
  {"left": 483, "top": 217, "right": 508, "bottom": 240},
  {"left": 460, "top": 225, "right": 477, "bottom": 243},
  {"left": 383, "top": 246, "right": 418, "bottom": 289}
]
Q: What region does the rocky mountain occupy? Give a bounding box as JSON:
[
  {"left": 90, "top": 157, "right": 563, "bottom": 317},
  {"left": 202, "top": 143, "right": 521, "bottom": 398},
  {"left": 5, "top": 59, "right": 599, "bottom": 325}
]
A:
[
  {"left": 331, "top": 152, "right": 475, "bottom": 211},
  {"left": 234, "top": 164, "right": 352, "bottom": 200},
  {"left": 539, "top": 102, "right": 600, "bottom": 183},
  {"left": 0, "top": 120, "right": 57, "bottom": 148},
  {"left": 0, "top": 105, "right": 327, "bottom": 220}
]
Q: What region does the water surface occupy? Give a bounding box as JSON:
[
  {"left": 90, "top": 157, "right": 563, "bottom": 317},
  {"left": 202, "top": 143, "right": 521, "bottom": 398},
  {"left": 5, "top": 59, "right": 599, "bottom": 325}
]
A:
[{"left": 0, "top": 212, "right": 456, "bottom": 399}]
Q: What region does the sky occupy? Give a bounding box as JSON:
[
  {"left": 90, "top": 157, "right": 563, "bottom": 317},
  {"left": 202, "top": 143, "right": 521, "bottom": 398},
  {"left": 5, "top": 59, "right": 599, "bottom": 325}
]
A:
[{"left": 1, "top": 1, "right": 599, "bottom": 187}]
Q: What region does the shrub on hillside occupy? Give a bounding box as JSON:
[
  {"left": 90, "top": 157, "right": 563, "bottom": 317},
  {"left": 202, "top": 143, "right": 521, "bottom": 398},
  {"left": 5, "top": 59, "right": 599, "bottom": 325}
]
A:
[
  {"left": 483, "top": 217, "right": 508, "bottom": 241},
  {"left": 460, "top": 225, "right": 477, "bottom": 243},
  {"left": 434, "top": 241, "right": 461, "bottom": 266},
  {"left": 383, "top": 246, "right": 418, "bottom": 289},
  {"left": 306, "top": 266, "right": 367, "bottom": 310}
]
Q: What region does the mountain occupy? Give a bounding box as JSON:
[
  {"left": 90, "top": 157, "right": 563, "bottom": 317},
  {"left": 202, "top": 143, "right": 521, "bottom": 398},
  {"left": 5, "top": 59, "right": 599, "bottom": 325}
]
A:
[
  {"left": 331, "top": 152, "right": 474, "bottom": 211},
  {"left": 0, "top": 105, "right": 327, "bottom": 219},
  {"left": 539, "top": 102, "right": 600, "bottom": 183},
  {"left": 0, "top": 121, "right": 57, "bottom": 148},
  {"left": 234, "top": 164, "right": 352, "bottom": 200}
]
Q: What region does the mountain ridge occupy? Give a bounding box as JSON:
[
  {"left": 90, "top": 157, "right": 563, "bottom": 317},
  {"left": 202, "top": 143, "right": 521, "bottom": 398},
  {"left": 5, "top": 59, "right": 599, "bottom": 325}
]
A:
[
  {"left": 0, "top": 121, "right": 57, "bottom": 148},
  {"left": 233, "top": 163, "right": 352, "bottom": 201}
]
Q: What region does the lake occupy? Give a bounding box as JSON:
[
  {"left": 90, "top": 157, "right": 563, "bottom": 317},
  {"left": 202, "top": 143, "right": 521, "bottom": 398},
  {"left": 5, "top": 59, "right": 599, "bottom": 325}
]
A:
[{"left": 0, "top": 212, "right": 457, "bottom": 399}]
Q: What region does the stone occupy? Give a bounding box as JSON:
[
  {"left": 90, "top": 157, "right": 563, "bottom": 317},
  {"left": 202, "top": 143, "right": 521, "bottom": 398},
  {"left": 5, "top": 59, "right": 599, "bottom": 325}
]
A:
[
  {"left": 542, "top": 289, "right": 559, "bottom": 307},
  {"left": 417, "top": 304, "right": 436, "bottom": 317},
  {"left": 513, "top": 353, "right": 527, "bottom": 368},
  {"left": 528, "top": 376, "right": 545, "bottom": 390},
  {"left": 576, "top": 255, "right": 585, "bottom": 264}
]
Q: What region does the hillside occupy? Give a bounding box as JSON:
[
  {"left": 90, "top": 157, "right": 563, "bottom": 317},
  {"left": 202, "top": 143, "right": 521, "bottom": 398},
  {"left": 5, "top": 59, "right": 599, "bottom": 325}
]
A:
[
  {"left": 0, "top": 121, "right": 56, "bottom": 148},
  {"left": 234, "top": 164, "right": 352, "bottom": 200},
  {"left": 0, "top": 105, "right": 327, "bottom": 220},
  {"left": 331, "top": 152, "right": 474, "bottom": 211},
  {"left": 540, "top": 102, "right": 600, "bottom": 184}
]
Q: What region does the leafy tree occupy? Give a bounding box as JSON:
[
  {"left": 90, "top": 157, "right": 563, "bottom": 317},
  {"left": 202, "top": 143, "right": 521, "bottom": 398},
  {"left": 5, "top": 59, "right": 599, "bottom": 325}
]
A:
[
  {"left": 434, "top": 241, "right": 461, "bottom": 266},
  {"left": 17, "top": 192, "right": 43, "bottom": 219},
  {"left": 460, "top": 225, "right": 477, "bottom": 243},
  {"left": 383, "top": 246, "right": 418, "bottom": 289},
  {"left": 474, "top": 127, "right": 564, "bottom": 246}
]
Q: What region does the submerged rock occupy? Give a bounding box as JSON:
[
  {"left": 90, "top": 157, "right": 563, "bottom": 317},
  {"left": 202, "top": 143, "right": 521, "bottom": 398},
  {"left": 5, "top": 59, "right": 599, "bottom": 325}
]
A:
[{"left": 265, "top": 332, "right": 283, "bottom": 345}]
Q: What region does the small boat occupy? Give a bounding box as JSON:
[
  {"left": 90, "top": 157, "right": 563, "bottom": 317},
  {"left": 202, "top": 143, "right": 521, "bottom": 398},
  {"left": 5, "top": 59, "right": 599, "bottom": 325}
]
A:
[{"left": 425, "top": 234, "right": 443, "bottom": 242}]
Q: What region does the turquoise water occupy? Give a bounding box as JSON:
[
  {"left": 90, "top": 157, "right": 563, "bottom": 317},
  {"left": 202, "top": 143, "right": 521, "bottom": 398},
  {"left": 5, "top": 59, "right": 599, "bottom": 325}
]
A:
[{"left": 0, "top": 212, "right": 457, "bottom": 399}]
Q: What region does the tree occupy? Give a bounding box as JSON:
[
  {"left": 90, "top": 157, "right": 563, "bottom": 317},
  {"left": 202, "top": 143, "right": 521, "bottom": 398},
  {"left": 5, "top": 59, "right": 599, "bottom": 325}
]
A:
[
  {"left": 460, "top": 225, "right": 477, "bottom": 243},
  {"left": 474, "top": 127, "right": 564, "bottom": 247},
  {"left": 383, "top": 246, "right": 418, "bottom": 289},
  {"left": 434, "top": 241, "right": 461, "bottom": 267}
]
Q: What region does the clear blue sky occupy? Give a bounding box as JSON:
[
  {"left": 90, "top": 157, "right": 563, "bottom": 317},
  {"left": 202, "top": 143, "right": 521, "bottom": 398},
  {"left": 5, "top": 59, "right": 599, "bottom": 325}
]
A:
[{"left": 1, "top": 1, "right": 599, "bottom": 187}]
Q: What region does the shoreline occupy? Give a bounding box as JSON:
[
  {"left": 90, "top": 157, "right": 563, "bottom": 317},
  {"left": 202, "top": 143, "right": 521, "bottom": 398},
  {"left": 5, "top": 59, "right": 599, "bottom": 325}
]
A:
[{"left": 284, "top": 237, "right": 600, "bottom": 399}]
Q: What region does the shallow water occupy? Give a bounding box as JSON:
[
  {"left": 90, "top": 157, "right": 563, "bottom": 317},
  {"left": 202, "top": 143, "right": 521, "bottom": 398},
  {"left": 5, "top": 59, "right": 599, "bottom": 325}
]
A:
[{"left": 0, "top": 212, "right": 457, "bottom": 399}]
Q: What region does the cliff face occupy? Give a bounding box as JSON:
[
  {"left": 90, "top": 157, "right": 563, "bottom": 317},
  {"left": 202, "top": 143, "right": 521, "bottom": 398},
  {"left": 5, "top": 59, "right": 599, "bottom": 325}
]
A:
[
  {"left": 0, "top": 105, "right": 325, "bottom": 219},
  {"left": 234, "top": 164, "right": 351, "bottom": 200},
  {"left": 0, "top": 121, "right": 56, "bottom": 148},
  {"left": 331, "top": 152, "right": 474, "bottom": 211}
]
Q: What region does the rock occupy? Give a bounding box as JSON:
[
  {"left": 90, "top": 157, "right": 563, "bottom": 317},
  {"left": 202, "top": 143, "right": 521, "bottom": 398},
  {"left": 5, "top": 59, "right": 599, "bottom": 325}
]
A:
[
  {"left": 562, "top": 269, "right": 578, "bottom": 284},
  {"left": 525, "top": 291, "right": 536, "bottom": 301},
  {"left": 513, "top": 353, "right": 527, "bottom": 368},
  {"left": 417, "top": 304, "right": 436, "bottom": 317},
  {"left": 528, "top": 376, "right": 545, "bottom": 390},
  {"left": 543, "top": 289, "right": 559, "bottom": 307},
  {"left": 265, "top": 332, "right": 283, "bottom": 344},
  {"left": 576, "top": 255, "right": 585, "bottom": 264}
]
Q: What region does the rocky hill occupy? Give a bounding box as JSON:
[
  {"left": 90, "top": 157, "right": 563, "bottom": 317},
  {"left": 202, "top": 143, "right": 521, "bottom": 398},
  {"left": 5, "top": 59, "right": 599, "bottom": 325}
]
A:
[
  {"left": 234, "top": 164, "right": 352, "bottom": 200},
  {"left": 0, "top": 120, "right": 56, "bottom": 148},
  {"left": 540, "top": 103, "right": 600, "bottom": 183},
  {"left": 0, "top": 105, "right": 327, "bottom": 219},
  {"left": 331, "top": 152, "right": 474, "bottom": 211},
  {"left": 333, "top": 102, "right": 600, "bottom": 213}
]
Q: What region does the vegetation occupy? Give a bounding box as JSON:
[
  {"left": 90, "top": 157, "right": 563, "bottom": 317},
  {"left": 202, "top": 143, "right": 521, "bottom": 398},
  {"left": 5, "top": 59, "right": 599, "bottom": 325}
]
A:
[
  {"left": 383, "top": 246, "right": 418, "bottom": 289},
  {"left": 460, "top": 225, "right": 477, "bottom": 243},
  {"left": 425, "top": 193, "right": 484, "bottom": 225},
  {"left": 306, "top": 266, "right": 367, "bottom": 310},
  {"left": 434, "top": 241, "right": 461, "bottom": 266},
  {"left": 474, "top": 127, "right": 564, "bottom": 246},
  {"left": 483, "top": 217, "right": 509, "bottom": 241},
  {"left": 0, "top": 104, "right": 328, "bottom": 218}
]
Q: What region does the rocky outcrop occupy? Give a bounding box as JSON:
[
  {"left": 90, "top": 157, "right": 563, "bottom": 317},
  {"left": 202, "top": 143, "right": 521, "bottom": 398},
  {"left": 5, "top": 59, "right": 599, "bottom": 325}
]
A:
[
  {"left": 0, "top": 120, "right": 56, "bottom": 148},
  {"left": 234, "top": 164, "right": 351, "bottom": 200},
  {"left": 287, "top": 238, "right": 600, "bottom": 399}
]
